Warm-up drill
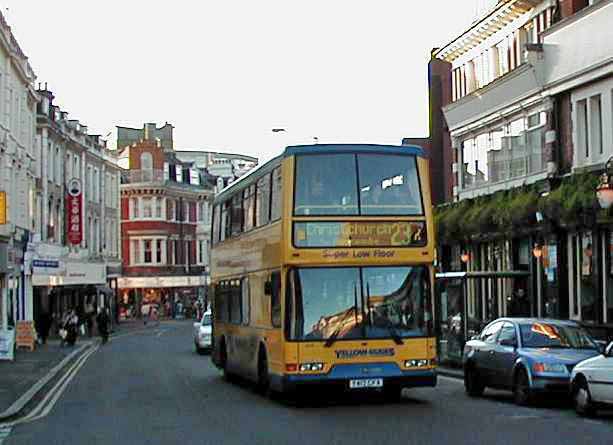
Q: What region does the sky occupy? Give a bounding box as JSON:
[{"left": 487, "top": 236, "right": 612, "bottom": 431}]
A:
[{"left": 4, "top": 0, "right": 489, "bottom": 163}]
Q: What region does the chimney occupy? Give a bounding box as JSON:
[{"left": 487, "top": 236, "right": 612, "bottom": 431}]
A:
[{"left": 144, "top": 123, "right": 156, "bottom": 140}]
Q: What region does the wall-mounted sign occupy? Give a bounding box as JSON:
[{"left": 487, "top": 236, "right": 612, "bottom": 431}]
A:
[
  {"left": 66, "top": 178, "right": 82, "bottom": 245},
  {"left": 0, "top": 191, "right": 6, "bottom": 225}
]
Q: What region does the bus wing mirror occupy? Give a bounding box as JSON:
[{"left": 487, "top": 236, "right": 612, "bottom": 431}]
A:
[{"left": 264, "top": 281, "right": 272, "bottom": 296}]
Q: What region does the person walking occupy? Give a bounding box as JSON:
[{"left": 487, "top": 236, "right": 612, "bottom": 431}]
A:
[
  {"left": 96, "top": 308, "right": 110, "bottom": 344},
  {"left": 63, "top": 309, "right": 79, "bottom": 347}
]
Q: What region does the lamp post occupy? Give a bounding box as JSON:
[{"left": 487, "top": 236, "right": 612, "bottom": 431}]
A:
[{"left": 596, "top": 157, "right": 613, "bottom": 209}]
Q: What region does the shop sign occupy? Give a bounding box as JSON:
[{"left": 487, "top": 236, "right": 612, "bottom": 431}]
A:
[
  {"left": 32, "top": 259, "right": 63, "bottom": 276},
  {"left": 118, "top": 275, "right": 207, "bottom": 288},
  {"left": 0, "top": 191, "right": 6, "bottom": 225},
  {"left": 15, "top": 321, "right": 35, "bottom": 351},
  {"left": 0, "top": 327, "right": 15, "bottom": 361},
  {"left": 66, "top": 178, "right": 82, "bottom": 245},
  {"left": 31, "top": 262, "right": 105, "bottom": 286}
]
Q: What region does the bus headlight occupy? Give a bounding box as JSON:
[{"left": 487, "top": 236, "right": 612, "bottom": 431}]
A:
[
  {"left": 405, "top": 359, "right": 430, "bottom": 368},
  {"left": 299, "top": 362, "right": 324, "bottom": 372}
]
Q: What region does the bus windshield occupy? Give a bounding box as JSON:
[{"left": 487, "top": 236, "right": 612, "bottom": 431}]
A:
[
  {"left": 294, "top": 153, "right": 423, "bottom": 216},
  {"left": 287, "top": 266, "right": 430, "bottom": 341}
]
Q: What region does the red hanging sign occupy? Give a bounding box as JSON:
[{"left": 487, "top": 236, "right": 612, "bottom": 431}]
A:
[{"left": 66, "top": 178, "right": 82, "bottom": 245}]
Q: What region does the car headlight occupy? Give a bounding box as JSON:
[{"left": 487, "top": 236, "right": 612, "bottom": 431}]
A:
[
  {"left": 299, "top": 362, "right": 324, "bottom": 372},
  {"left": 405, "top": 359, "right": 430, "bottom": 368},
  {"left": 532, "top": 362, "right": 567, "bottom": 373}
]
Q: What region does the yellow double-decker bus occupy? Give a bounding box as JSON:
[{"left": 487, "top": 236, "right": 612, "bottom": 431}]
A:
[{"left": 210, "top": 144, "right": 436, "bottom": 398}]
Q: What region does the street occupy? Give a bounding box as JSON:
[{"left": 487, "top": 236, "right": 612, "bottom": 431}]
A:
[{"left": 1, "top": 321, "right": 611, "bottom": 445}]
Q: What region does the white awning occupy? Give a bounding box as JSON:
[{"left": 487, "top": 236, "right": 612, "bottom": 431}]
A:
[{"left": 117, "top": 275, "right": 207, "bottom": 289}]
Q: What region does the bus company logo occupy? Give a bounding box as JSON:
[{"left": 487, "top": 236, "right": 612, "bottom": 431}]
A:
[{"left": 335, "top": 348, "right": 395, "bottom": 359}]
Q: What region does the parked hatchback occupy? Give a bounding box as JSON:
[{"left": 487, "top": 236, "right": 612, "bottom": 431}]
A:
[
  {"left": 193, "top": 311, "right": 212, "bottom": 355},
  {"left": 571, "top": 342, "right": 613, "bottom": 416},
  {"left": 463, "top": 318, "right": 600, "bottom": 405}
]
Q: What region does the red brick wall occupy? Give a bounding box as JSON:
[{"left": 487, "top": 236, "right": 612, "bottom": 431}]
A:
[
  {"left": 121, "top": 196, "right": 130, "bottom": 220},
  {"left": 121, "top": 220, "right": 196, "bottom": 236},
  {"left": 427, "top": 57, "right": 453, "bottom": 205},
  {"left": 128, "top": 140, "right": 165, "bottom": 170},
  {"left": 559, "top": 0, "right": 588, "bottom": 18},
  {"left": 557, "top": 92, "right": 574, "bottom": 174}
]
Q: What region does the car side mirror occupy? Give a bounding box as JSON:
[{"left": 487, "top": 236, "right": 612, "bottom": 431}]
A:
[
  {"left": 605, "top": 342, "right": 613, "bottom": 357},
  {"left": 264, "top": 281, "right": 272, "bottom": 296},
  {"left": 470, "top": 335, "right": 479, "bottom": 341},
  {"left": 193, "top": 322, "right": 201, "bottom": 329},
  {"left": 500, "top": 338, "right": 518, "bottom": 348}
]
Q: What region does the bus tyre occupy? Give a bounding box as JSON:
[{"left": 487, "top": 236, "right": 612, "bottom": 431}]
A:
[
  {"left": 383, "top": 385, "right": 403, "bottom": 402},
  {"left": 464, "top": 365, "right": 485, "bottom": 397},
  {"left": 220, "top": 339, "right": 233, "bottom": 382},
  {"left": 257, "top": 348, "right": 272, "bottom": 397}
]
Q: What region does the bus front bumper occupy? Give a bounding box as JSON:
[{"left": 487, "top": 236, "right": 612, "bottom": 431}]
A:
[{"left": 271, "top": 364, "right": 437, "bottom": 393}]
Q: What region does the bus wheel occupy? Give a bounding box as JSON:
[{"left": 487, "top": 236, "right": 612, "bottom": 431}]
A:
[
  {"left": 220, "top": 339, "right": 233, "bottom": 382},
  {"left": 383, "top": 385, "right": 404, "bottom": 403},
  {"left": 257, "top": 348, "right": 271, "bottom": 397}
]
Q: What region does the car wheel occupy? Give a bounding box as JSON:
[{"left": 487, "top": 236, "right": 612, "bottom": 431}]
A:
[
  {"left": 195, "top": 341, "right": 205, "bottom": 355},
  {"left": 513, "top": 368, "right": 532, "bottom": 406},
  {"left": 464, "top": 365, "right": 485, "bottom": 397},
  {"left": 573, "top": 378, "right": 596, "bottom": 417}
]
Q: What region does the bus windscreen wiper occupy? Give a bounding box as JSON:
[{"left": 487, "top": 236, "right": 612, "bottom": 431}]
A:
[
  {"left": 386, "top": 325, "right": 404, "bottom": 345},
  {"left": 366, "top": 282, "right": 403, "bottom": 345},
  {"left": 324, "top": 326, "right": 343, "bottom": 348}
]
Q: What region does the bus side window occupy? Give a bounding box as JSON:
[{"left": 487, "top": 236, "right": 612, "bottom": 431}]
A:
[{"left": 271, "top": 271, "right": 281, "bottom": 328}]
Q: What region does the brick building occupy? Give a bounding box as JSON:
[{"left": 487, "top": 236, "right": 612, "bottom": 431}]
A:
[{"left": 117, "top": 139, "right": 214, "bottom": 319}]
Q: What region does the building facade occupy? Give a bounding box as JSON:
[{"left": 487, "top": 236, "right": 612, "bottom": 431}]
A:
[
  {"left": 30, "top": 87, "right": 122, "bottom": 328},
  {"left": 118, "top": 139, "right": 215, "bottom": 318},
  {"left": 431, "top": 0, "right": 613, "bottom": 347},
  {"left": 0, "top": 13, "right": 39, "bottom": 334},
  {"left": 174, "top": 150, "right": 258, "bottom": 186}
]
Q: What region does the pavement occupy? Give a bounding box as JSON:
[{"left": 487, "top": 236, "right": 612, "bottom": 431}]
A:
[{"left": 1, "top": 321, "right": 611, "bottom": 445}]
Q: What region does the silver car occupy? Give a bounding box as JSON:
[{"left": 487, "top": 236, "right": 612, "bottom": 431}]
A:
[{"left": 193, "top": 311, "right": 212, "bottom": 355}]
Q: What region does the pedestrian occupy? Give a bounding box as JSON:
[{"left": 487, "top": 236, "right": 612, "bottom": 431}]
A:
[
  {"left": 142, "top": 303, "right": 150, "bottom": 325},
  {"left": 96, "top": 307, "right": 110, "bottom": 344},
  {"left": 85, "top": 300, "right": 95, "bottom": 337},
  {"left": 63, "top": 309, "right": 79, "bottom": 347},
  {"left": 38, "top": 310, "right": 52, "bottom": 345}
]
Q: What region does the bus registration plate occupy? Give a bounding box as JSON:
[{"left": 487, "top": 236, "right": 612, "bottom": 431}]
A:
[{"left": 349, "top": 378, "right": 383, "bottom": 389}]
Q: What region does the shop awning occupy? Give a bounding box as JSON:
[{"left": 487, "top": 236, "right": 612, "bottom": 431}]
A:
[{"left": 117, "top": 275, "right": 206, "bottom": 289}]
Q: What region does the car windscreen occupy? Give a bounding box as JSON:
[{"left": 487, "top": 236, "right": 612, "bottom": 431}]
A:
[
  {"left": 202, "top": 314, "right": 212, "bottom": 326},
  {"left": 519, "top": 323, "right": 597, "bottom": 349}
]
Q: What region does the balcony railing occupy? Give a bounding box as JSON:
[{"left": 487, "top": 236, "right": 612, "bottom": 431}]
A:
[
  {"left": 123, "top": 169, "right": 165, "bottom": 184},
  {"left": 462, "top": 126, "right": 546, "bottom": 188}
]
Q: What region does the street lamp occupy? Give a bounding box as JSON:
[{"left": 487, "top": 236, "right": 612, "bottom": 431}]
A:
[{"left": 596, "top": 157, "right": 613, "bottom": 209}]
